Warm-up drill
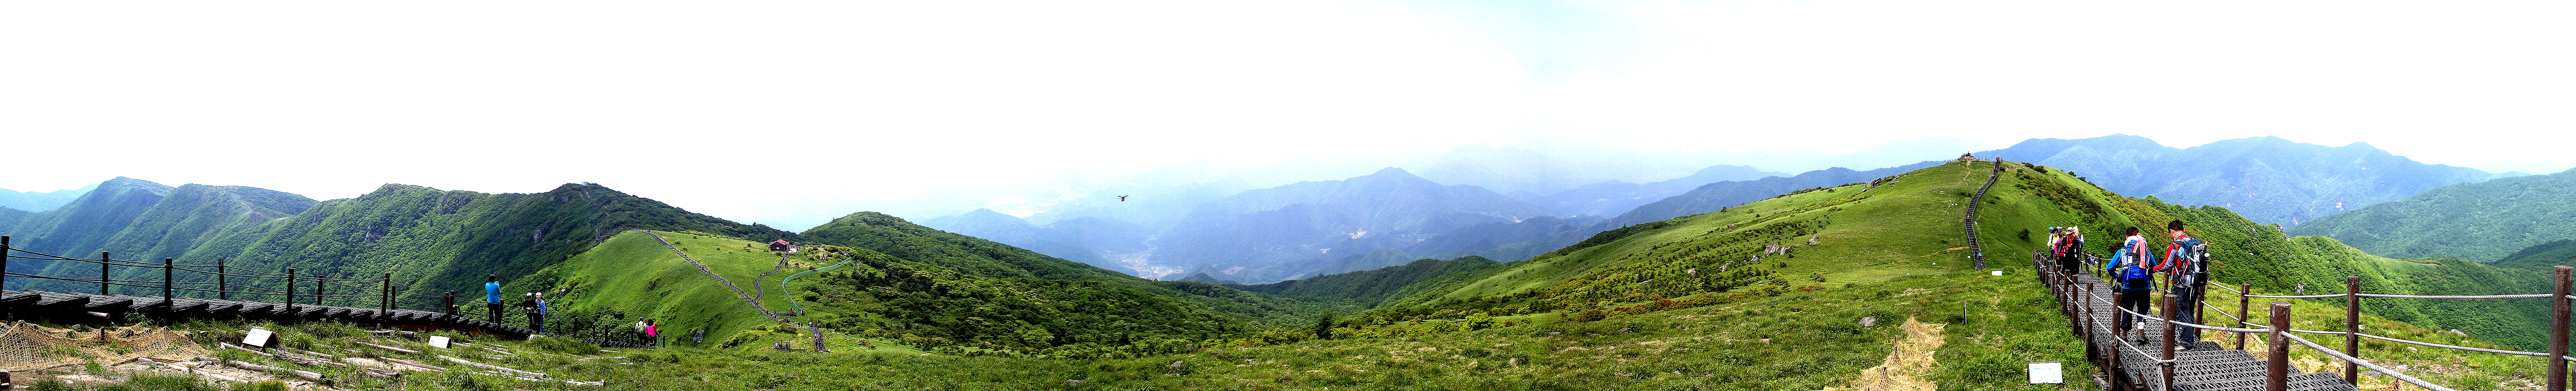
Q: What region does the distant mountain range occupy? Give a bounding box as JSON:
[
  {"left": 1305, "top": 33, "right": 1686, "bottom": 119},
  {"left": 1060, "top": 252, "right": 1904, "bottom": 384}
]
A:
[
  {"left": 2290, "top": 168, "right": 2576, "bottom": 263},
  {"left": 920, "top": 135, "right": 2506, "bottom": 284},
  {"left": 1988, "top": 135, "right": 2506, "bottom": 225},
  {"left": 1517, "top": 164, "right": 1786, "bottom": 218},
  {"left": 0, "top": 184, "right": 92, "bottom": 212}
]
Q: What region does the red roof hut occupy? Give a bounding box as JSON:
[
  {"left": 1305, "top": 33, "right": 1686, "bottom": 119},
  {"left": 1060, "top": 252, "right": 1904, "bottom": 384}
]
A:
[{"left": 768, "top": 239, "right": 792, "bottom": 252}]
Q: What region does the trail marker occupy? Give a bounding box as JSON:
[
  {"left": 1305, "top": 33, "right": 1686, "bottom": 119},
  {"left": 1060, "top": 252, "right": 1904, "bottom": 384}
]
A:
[
  {"left": 430, "top": 335, "right": 453, "bottom": 349},
  {"left": 2028, "top": 361, "right": 2063, "bottom": 384},
  {"left": 243, "top": 328, "right": 275, "bottom": 347}
]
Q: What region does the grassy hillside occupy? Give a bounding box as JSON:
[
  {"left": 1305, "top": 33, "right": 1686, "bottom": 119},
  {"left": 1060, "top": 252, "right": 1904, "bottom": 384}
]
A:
[
  {"left": 2153, "top": 201, "right": 2568, "bottom": 350},
  {"left": 797, "top": 212, "right": 1358, "bottom": 329},
  {"left": 165, "top": 183, "right": 795, "bottom": 307},
  {"left": 513, "top": 230, "right": 807, "bottom": 350},
  {"left": 533, "top": 226, "right": 1350, "bottom": 358},
  {"left": 2290, "top": 168, "right": 2576, "bottom": 262},
  {"left": 2496, "top": 239, "right": 2576, "bottom": 269},
  {"left": 1228, "top": 256, "right": 1504, "bottom": 305}
]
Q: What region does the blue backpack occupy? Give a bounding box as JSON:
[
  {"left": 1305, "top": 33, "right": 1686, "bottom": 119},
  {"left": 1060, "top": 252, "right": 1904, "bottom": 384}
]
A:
[{"left": 2117, "top": 265, "right": 2154, "bottom": 290}]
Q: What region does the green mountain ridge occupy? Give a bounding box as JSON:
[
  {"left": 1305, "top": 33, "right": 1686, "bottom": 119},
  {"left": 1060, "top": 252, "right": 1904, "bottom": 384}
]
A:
[
  {"left": 2496, "top": 240, "right": 2576, "bottom": 269},
  {"left": 1227, "top": 255, "right": 1503, "bottom": 305},
  {"left": 2290, "top": 168, "right": 2576, "bottom": 263}
]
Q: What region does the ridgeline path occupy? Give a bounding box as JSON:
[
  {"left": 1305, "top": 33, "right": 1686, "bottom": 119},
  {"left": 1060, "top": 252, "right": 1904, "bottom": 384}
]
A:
[{"left": 639, "top": 230, "right": 782, "bottom": 322}]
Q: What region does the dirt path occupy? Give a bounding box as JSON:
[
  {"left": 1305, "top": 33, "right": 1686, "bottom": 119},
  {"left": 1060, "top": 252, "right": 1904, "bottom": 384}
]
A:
[{"left": 1841, "top": 317, "right": 1948, "bottom": 391}]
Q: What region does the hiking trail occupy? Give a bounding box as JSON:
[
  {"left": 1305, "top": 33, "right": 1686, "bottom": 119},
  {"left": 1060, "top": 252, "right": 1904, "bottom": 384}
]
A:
[{"left": 639, "top": 230, "right": 782, "bottom": 322}]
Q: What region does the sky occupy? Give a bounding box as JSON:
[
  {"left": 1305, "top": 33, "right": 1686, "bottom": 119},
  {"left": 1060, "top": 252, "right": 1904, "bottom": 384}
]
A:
[{"left": 5, "top": 1, "right": 2569, "bottom": 230}]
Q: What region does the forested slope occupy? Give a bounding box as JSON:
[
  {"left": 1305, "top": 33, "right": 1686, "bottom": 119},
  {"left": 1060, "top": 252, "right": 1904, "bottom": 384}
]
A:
[{"left": 2290, "top": 168, "right": 2576, "bottom": 262}]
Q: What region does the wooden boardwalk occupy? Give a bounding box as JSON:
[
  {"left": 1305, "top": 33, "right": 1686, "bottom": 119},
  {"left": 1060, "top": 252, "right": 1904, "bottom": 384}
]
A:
[
  {"left": 2051, "top": 269, "right": 2358, "bottom": 391},
  {"left": 1, "top": 289, "right": 535, "bottom": 339}
]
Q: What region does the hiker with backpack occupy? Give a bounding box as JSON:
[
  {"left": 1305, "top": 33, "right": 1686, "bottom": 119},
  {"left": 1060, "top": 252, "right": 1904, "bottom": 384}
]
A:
[
  {"left": 2109, "top": 226, "right": 2157, "bottom": 341},
  {"left": 2157, "top": 219, "right": 2211, "bottom": 349},
  {"left": 2048, "top": 226, "right": 2085, "bottom": 276}
]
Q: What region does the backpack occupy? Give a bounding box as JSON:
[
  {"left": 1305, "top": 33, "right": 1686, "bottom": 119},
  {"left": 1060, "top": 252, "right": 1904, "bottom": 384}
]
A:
[
  {"left": 2170, "top": 237, "right": 2209, "bottom": 277},
  {"left": 2118, "top": 265, "right": 2154, "bottom": 290}
]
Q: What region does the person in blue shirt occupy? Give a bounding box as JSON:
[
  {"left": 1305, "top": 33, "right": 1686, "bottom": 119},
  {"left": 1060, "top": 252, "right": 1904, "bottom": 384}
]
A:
[
  {"left": 2109, "top": 226, "right": 2157, "bottom": 342},
  {"left": 484, "top": 275, "right": 502, "bottom": 322}
]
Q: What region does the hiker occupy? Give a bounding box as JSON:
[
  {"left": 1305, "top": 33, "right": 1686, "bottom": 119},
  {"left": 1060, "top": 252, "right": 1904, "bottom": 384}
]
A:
[
  {"left": 484, "top": 275, "right": 503, "bottom": 323},
  {"left": 2157, "top": 219, "right": 2211, "bottom": 349},
  {"left": 521, "top": 292, "right": 542, "bottom": 333},
  {"left": 2110, "top": 226, "right": 2157, "bottom": 341},
  {"left": 2049, "top": 226, "right": 2086, "bottom": 275},
  {"left": 533, "top": 293, "right": 550, "bottom": 333}
]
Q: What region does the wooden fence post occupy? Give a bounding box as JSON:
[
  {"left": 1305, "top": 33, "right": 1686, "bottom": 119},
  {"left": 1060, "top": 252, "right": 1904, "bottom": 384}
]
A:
[
  {"left": 99, "top": 252, "right": 111, "bottom": 295},
  {"left": 2345, "top": 276, "right": 2361, "bottom": 385},
  {"left": 2550, "top": 266, "right": 2571, "bottom": 391},
  {"left": 381, "top": 272, "right": 392, "bottom": 320},
  {"left": 2269, "top": 301, "right": 2292, "bottom": 391},
  {"left": 284, "top": 268, "right": 296, "bottom": 315},
  {"left": 2162, "top": 293, "right": 2178, "bottom": 390},
  {"left": 161, "top": 258, "right": 173, "bottom": 322},
  {"left": 1, "top": 236, "right": 10, "bottom": 292},
  {"left": 312, "top": 275, "right": 323, "bottom": 307},
  {"left": 2083, "top": 283, "right": 2097, "bottom": 360},
  {"left": 2112, "top": 290, "right": 2127, "bottom": 388},
  {"left": 2237, "top": 283, "right": 2251, "bottom": 351},
  {"left": 215, "top": 258, "right": 227, "bottom": 301}
]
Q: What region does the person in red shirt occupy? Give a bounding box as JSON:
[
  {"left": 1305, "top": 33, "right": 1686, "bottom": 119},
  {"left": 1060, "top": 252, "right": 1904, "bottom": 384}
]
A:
[{"left": 2156, "top": 219, "right": 2212, "bottom": 350}]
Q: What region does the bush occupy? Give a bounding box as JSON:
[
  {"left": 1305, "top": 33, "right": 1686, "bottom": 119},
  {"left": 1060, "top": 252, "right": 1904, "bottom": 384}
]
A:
[{"left": 1573, "top": 310, "right": 1609, "bottom": 322}]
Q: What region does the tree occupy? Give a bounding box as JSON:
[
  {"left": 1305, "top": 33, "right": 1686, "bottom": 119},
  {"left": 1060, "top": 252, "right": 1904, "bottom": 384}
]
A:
[{"left": 1312, "top": 314, "right": 1336, "bottom": 340}]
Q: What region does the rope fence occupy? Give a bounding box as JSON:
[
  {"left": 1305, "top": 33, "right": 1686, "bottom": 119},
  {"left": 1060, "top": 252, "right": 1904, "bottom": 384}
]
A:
[{"left": 2028, "top": 247, "right": 2576, "bottom": 391}]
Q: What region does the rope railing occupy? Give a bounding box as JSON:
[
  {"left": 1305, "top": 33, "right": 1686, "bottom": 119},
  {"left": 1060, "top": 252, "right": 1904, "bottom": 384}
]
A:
[
  {"left": 2280, "top": 331, "right": 2461, "bottom": 391},
  {"left": 2034, "top": 247, "right": 2576, "bottom": 391}
]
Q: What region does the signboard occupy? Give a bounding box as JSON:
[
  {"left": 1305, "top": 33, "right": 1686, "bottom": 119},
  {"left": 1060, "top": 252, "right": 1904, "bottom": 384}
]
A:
[
  {"left": 429, "top": 335, "right": 453, "bottom": 349},
  {"left": 243, "top": 328, "right": 275, "bottom": 347},
  {"left": 2028, "top": 361, "right": 2063, "bottom": 384}
]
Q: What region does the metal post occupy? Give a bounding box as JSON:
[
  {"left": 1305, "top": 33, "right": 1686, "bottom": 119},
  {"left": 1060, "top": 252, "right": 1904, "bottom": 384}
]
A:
[
  {"left": 2550, "top": 266, "right": 2571, "bottom": 391},
  {"left": 1, "top": 236, "right": 10, "bottom": 292},
  {"left": 215, "top": 258, "right": 227, "bottom": 300},
  {"left": 381, "top": 272, "right": 392, "bottom": 320},
  {"left": 99, "top": 252, "right": 111, "bottom": 295},
  {"left": 2268, "top": 301, "right": 2292, "bottom": 391},
  {"left": 284, "top": 268, "right": 295, "bottom": 314},
  {"left": 313, "top": 275, "right": 323, "bottom": 307},
  {"left": 2237, "top": 284, "right": 2252, "bottom": 351},
  {"left": 2344, "top": 276, "right": 2361, "bottom": 385}
]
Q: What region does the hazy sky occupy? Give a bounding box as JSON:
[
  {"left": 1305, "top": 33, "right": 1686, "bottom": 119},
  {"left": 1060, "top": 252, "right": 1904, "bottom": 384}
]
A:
[{"left": 6, "top": 1, "right": 2569, "bottom": 230}]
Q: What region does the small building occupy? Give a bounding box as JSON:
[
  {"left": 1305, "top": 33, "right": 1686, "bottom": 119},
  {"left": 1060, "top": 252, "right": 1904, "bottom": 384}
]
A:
[{"left": 768, "top": 239, "right": 792, "bottom": 252}]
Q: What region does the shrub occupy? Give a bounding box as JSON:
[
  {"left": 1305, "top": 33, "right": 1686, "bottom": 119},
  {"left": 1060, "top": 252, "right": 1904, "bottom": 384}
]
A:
[{"left": 1574, "top": 310, "right": 1609, "bottom": 322}]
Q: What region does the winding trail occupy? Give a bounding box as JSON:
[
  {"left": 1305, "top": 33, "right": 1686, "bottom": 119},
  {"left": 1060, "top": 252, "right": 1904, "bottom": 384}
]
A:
[
  {"left": 752, "top": 254, "right": 790, "bottom": 311},
  {"left": 1963, "top": 157, "right": 2002, "bottom": 270},
  {"left": 778, "top": 257, "right": 851, "bottom": 316},
  {"left": 639, "top": 230, "right": 782, "bottom": 322}
]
